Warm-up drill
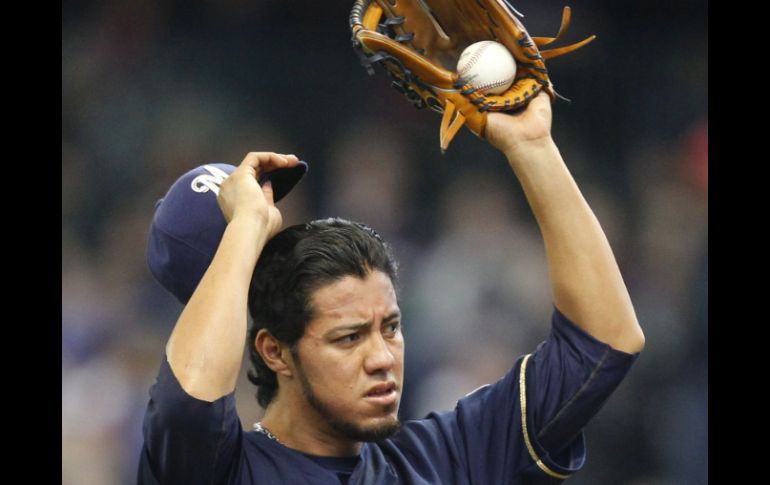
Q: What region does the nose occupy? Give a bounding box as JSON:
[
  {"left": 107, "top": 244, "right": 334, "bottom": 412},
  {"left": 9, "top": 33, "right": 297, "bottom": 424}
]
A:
[{"left": 363, "top": 334, "right": 397, "bottom": 375}]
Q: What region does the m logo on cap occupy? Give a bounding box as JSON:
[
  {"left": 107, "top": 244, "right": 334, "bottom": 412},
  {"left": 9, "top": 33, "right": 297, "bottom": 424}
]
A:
[{"left": 191, "top": 165, "right": 230, "bottom": 195}]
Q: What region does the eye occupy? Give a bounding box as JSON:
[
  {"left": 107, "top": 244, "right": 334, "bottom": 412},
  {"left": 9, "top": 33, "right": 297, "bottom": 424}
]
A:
[
  {"left": 384, "top": 321, "right": 401, "bottom": 337},
  {"left": 336, "top": 333, "right": 361, "bottom": 344}
]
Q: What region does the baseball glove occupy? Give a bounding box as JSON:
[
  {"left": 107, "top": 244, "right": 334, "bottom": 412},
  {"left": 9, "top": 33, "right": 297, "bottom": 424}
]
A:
[{"left": 350, "top": 0, "right": 595, "bottom": 151}]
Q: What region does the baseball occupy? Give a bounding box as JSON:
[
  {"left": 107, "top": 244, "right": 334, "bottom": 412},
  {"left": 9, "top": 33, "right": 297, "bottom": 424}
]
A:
[{"left": 456, "top": 41, "right": 517, "bottom": 95}]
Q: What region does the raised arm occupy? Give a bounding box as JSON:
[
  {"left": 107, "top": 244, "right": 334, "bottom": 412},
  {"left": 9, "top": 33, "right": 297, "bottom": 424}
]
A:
[
  {"left": 165, "top": 152, "right": 300, "bottom": 401},
  {"left": 485, "top": 94, "right": 644, "bottom": 354}
]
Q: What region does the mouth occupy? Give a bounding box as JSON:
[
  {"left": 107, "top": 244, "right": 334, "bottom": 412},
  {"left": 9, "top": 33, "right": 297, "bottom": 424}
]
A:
[{"left": 364, "top": 382, "right": 398, "bottom": 406}]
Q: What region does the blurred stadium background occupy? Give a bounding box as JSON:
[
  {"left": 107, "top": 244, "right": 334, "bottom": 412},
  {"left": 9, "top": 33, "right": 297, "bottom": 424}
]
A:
[{"left": 62, "top": 1, "right": 707, "bottom": 483}]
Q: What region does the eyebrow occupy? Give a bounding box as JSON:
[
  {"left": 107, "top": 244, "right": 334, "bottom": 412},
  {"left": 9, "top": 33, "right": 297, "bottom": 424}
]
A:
[{"left": 324, "top": 311, "right": 401, "bottom": 338}]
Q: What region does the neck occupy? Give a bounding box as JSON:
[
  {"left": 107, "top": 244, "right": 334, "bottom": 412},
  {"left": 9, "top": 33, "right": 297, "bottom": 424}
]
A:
[{"left": 260, "top": 394, "right": 363, "bottom": 457}]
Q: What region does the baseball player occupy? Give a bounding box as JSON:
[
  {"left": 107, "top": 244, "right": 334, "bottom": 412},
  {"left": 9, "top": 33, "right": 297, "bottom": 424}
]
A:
[{"left": 137, "top": 91, "right": 644, "bottom": 484}]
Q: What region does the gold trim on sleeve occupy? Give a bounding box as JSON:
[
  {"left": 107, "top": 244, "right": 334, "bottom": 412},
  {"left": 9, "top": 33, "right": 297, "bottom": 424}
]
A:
[{"left": 519, "top": 354, "right": 571, "bottom": 480}]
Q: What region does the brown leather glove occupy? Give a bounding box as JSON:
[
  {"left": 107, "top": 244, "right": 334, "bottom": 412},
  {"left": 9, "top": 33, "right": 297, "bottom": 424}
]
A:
[{"left": 350, "top": 0, "right": 595, "bottom": 151}]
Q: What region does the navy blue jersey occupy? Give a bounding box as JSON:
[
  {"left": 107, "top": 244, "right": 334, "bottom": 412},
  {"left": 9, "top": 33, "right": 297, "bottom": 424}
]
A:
[{"left": 138, "top": 309, "right": 638, "bottom": 484}]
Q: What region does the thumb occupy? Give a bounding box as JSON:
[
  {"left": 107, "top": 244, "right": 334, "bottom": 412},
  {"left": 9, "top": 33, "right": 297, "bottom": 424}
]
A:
[{"left": 261, "top": 180, "right": 276, "bottom": 205}]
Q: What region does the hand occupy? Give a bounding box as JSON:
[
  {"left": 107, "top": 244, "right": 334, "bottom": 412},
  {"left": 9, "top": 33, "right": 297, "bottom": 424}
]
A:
[
  {"left": 217, "top": 152, "right": 300, "bottom": 239},
  {"left": 485, "top": 92, "right": 553, "bottom": 159}
]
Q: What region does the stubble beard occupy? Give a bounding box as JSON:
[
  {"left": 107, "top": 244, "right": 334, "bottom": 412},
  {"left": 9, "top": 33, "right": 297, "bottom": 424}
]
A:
[{"left": 295, "top": 362, "right": 401, "bottom": 442}]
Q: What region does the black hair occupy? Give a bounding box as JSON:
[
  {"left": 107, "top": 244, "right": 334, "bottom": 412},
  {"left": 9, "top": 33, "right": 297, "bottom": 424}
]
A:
[{"left": 247, "top": 217, "right": 399, "bottom": 408}]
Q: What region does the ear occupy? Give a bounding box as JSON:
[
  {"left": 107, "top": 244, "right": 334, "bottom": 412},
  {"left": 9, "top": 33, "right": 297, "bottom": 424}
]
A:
[{"left": 254, "top": 329, "right": 294, "bottom": 378}]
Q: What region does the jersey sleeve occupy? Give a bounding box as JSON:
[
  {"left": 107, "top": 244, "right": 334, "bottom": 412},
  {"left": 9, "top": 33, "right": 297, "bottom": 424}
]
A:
[
  {"left": 137, "top": 356, "right": 243, "bottom": 485},
  {"left": 451, "top": 307, "right": 640, "bottom": 482}
]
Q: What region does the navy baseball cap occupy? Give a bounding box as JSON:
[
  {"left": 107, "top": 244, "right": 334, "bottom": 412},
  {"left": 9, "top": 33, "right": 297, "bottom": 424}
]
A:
[{"left": 147, "top": 161, "right": 308, "bottom": 304}]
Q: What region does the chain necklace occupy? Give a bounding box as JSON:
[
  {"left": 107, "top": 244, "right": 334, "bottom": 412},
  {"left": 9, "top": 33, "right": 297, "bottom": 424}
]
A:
[{"left": 253, "top": 422, "right": 283, "bottom": 444}]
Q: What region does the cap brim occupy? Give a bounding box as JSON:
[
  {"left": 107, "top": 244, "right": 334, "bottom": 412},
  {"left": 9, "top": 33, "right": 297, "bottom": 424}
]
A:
[{"left": 259, "top": 161, "right": 308, "bottom": 202}]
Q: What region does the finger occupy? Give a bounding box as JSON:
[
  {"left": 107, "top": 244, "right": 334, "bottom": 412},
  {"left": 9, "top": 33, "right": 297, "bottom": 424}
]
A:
[
  {"left": 529, "top": 91, "right": 550, "bottom": 107},
  {"left": 260, "top": 153, "right": 301, "bottom": 175},
  {"left": 261, "top": 180, "right": 276, "bottom": 205},
  {"left": 239, "top": 152, "right": 299, "bottom": 174}
]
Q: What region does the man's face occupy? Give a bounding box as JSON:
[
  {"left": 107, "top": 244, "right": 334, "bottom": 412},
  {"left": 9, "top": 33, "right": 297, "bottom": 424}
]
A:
[{"left": 294, "top": 270, "right": 404, "bottom": 442}]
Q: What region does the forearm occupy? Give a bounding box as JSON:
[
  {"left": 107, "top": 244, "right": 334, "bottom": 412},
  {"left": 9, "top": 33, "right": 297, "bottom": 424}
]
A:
[
  {"left": 166, "top": 217, "right": 269, "bottom": 401},
  {"left": 506, "top": 138, "right": 644, "bottom": 354}
]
